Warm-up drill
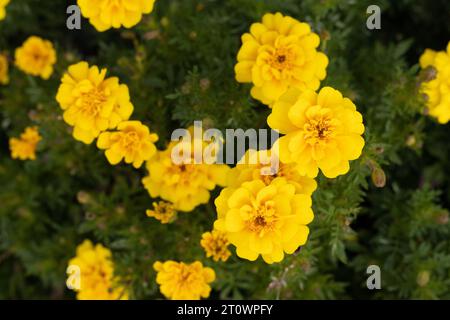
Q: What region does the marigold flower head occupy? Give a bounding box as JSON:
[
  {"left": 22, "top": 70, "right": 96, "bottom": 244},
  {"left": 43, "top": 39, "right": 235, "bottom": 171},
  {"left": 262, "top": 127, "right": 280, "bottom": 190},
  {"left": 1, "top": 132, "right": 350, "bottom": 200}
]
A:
[
  {"left": 228, "top": 149, "right": 317, "bottom": 195},
  {"left": 235, "top": 12, "right": 328, "bottom": 106},
  {"left": 56, "top": 61, "right": 134, "bottom": 144},
  {"left": 15, "top": 36, "right": 56, "bottom": 79},
  {"left": 142, "top": 129, "right": 230, "bottom": 212},
  {"left": 267, "top": 86, "right": 365, "bottom": 178},
  {"left": 67, "top": 240, "right": 128, "bottom": 300},
  {"left": 200, "top": 229, "right": 231, "bottom": 262},
  {"left": 214, "top": 178, "right": 314, "bottom": 264},
  {"left": 0, "top": 0, "right": 9, "bottom": 21},
  {"left": 77, "top": 0, "right": 156, "bottom": 32},
  {"left": 146, "top": 201, "right": 177, "bottom": 224},
  {"left": 9, "top": 126, "right": 42, "bottom": 160},
  {"left": 96, "top": 120, "right": 158, "bottom": 168},
  {"left": 153, "top": 260, "right": 215, "bottom": 300},
  {"left": 0, "top": 53, "right": 8, "bottom": 84},
  {"left": 419, "top": 41, "right": 450, "bottom": 124}
]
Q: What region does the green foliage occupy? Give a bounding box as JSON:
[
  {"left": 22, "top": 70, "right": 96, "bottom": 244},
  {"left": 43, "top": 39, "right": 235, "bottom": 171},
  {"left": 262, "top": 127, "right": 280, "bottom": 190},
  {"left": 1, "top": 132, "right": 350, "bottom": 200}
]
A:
[{"left": 0, "top": 0, "right": 449, "bottom": 299}]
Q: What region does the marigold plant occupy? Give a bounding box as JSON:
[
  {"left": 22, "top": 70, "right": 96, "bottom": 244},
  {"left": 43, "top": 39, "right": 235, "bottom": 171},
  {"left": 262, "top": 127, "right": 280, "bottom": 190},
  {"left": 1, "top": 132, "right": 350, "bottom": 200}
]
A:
[
  {"left": 142, "top": 134, "right": 229, "bottom": 212},
  {"left": 14, "top": 36, "right": 56, "bottom": 79},
  {"left": 97, "top": 120, "right": 158, "bottom": 168},
  {"left": 9, "top": 126, "right": 42, "bottom": 160},
  {"left": 67, "top": 240, "right": 128, "bottom": 300},
  {"left": 235, "top": 12, "right": 328, "bottom": 106},
  {"left": 77, "top": 0, "right": 156, "bottom": 32},
  {"left": 419, "top": 41, "right": 450, "bottom": 124},
  {"left": 268, "top": 86, "right": 365, "bottom": 178},
  {"left": 200, "top": 229, "right": 231, "bottom": 262},
  {"left": 153, "top": 260, "right": 215, "bottom": 300},
  {"left": 146, "top": 201, "right": 177, "bottom": 224},
  {"left": 56, "top": 61, "right": 134, "bottom": 144},
  {"left": 214, "top": 179, "right": 314, "bottom": 264}
]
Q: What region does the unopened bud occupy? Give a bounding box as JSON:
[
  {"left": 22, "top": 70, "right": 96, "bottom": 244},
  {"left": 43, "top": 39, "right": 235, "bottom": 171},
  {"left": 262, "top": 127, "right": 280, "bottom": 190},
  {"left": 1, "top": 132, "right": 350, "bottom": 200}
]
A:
[
  {"left": 200, "top": 78, "right": 210, "bottom": 91},
  {"left": 371, "top": 166, "right": 386, "bottom": 188},
  {"left": 417, "top": 270, "right": 430, "bottom": 287},
  {"left": 77, "top": 191, "right": 91, "bottom": 204},
  {"left": 406, "top": 135, "right": 416, "bottom": 147},
  {"left": 435, "top": 211, "right": 449, "bottom": 225}
]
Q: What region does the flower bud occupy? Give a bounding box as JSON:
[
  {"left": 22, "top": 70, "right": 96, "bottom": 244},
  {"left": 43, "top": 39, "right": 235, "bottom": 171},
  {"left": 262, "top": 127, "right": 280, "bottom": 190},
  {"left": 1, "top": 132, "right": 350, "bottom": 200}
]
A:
[
  {"left": 371, "top": 166, "right": 386, "bottom": 188},
  {"left": 417, "top": 270, "right": 430, "bottom": 287},
  {"left": 77, "top": 191, "right": 91, "bottom": 204}
]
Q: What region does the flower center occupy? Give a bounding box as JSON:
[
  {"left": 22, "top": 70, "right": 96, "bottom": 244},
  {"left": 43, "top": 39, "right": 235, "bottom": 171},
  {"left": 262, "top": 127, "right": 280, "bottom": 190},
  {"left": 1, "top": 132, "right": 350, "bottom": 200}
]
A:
[
  {"left": 248, "top": 200, "right": 277, "bottom": 235},
  {"left": 122, "top": 131, "right": 140, "bottom": 150},
  {"left": 303, "top": 111, "right": 336, "bottom": 145},
  {"left": 270, "top": 48, "right": 294, "bottom": 71},
  {"left": 79, "top": 88, "right": 107, "bottom": 117}
]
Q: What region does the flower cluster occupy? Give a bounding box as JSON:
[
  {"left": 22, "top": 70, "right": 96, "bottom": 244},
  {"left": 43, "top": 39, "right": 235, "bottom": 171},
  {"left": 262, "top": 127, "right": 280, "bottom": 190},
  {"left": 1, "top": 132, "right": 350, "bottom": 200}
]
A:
[
  {"left": 146, "top": 201, "right": 177, "bottom": 224},
  {"left": 268, "top": 87, "right": 365, "bottom": 178},
  {"left": 225, "top": 13, "right": 365, "bottom": 264},
  {"left": 142, "top": 135, "right": 229, "bottom": 212},
  {"left": 56, "top": 61, "right": 158, "bottom": 168},
  {"left": 0, "top": 53, "right": 8, "bottom": 84},
  {"left": 67, "top": 240, "right": 128, "bottom": 300},
  {"left": 9, "top": 126, "right": 42, "bottom": 160},
  {"left": 200, "top": 229, "right": 231, "bottom": 262},
  {"left": 77, "top": 0, "right": 156, "bottom": 32},
  {"left": 153, "top": 260, "right": 215, "bottom": 300},
  {"left": 419, "top": 41, "right": 450, "bottom": 124},
  {"left": 235, "top": 12, "right": 328, "bottom": 106},
  {"left": 213, "top": 149, "right": 316, "bottom": 264},
  {"left": 0, "top": 0, "right": 9, "bottom": 21},
  {"left": 15, "top": 36, "right": 56, "bottom": 79}
]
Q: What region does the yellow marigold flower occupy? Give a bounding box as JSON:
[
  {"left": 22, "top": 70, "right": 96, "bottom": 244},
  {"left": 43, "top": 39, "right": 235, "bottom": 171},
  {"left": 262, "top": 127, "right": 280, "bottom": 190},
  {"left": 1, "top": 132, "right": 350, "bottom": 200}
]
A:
[
  {"left": 67, "top": 240, "right": 128, "bottom": 300},
  {"left": 235, "top": 12, "right": 328, "bottom": 106},
  {"left": 200, "top": 229, "right": 231, "bottom": 262},
  {"left": 153, "top": 260, "right": 215, "bottom": 300},
  {"left": 419, "top": 41, "right": 450, "bottom": 124},
  {"left": 0, "top": 53, "right": 8, "bottom": 84},
  {"left": 228, "top": 148, "right": 317, "bottom": 195},
  {"left": 9, "top": 126, "right": 42, "bottom": 160},
  {"left": 146, "top": 201, "right": 177, "bottom": 224},
  {"left": 96, "top": 120, "right": 158, "bottom": 168},
  {"left": 0, "top": 0, "right": 9, "bottom": 21},
  {"left": 267, "top": 86, "right": 365, "bottom": 178},
  {"left": 214, "top": 178, "right": 313, "bottom": 264},
  {"left": 142, "top": 132, "right": 229, "bottom": 212},
  {"left": 56, "top": 61, "right": 134, "bottom": 144},
  {"left": 14, "top": 36, "right": 56, "bottom": 79},
  {"left": 77, "top": 0, "right": 156, "bottom": 32}
]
